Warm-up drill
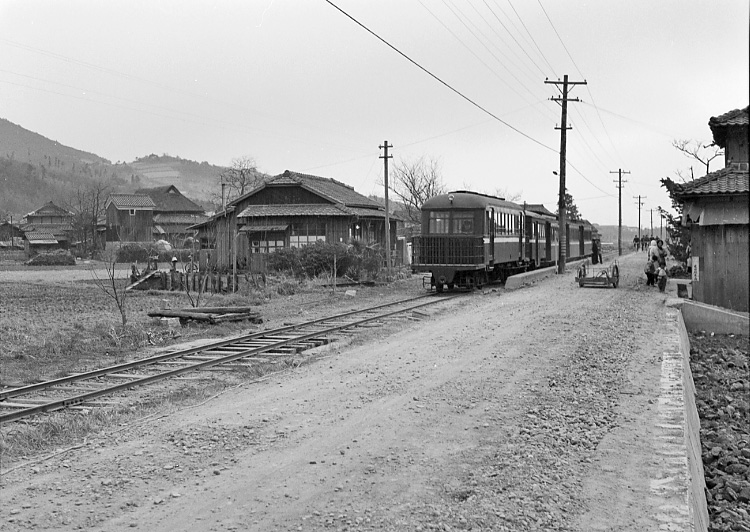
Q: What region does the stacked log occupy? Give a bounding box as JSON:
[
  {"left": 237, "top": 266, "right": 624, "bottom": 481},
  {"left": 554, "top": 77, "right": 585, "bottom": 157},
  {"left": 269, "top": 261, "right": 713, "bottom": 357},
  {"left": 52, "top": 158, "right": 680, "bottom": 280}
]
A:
[{"left": 148, "top": 306, "right": 262, "bottom": 325}]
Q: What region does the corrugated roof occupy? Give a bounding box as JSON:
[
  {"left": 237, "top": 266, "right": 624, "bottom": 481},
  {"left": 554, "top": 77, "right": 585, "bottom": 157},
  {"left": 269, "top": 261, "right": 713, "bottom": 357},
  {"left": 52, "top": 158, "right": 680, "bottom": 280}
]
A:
[
  {"left": 153, "top": 213, "right": 208, "bottom": 224},
  {"left": 107, "top": 194, "right": 156, "bottom": 209},
  {"left": 239, "top": 224, "right": 290, "bottom": 232},
  {"left": 135, "top": 186, "right": 205, "bottom": 214},
  {"left": 677, "top": 166, "right": 749, "bottom": 196}
]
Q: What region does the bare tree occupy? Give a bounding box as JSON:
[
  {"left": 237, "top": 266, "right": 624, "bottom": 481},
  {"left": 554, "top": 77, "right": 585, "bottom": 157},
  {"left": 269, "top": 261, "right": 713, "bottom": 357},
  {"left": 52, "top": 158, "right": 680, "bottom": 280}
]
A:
[
  {"left": 672, "top": 139, "right": 723, "bottom": 177},
  {"left": 389, "top": 156, "right": 446, "bottom": 224},
  {"left": 66, "top": 180, "right": 110, "bottom": 257},
  {"left": 91, "top": 246, "right": 128, "bottom": 327},
  {"left": 218, "top": 156, "right": 266, "bottom": 205}
]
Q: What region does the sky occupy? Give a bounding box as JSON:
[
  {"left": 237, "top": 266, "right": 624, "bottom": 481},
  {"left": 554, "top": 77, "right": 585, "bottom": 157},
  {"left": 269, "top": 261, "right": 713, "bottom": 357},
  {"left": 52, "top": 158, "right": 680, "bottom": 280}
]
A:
[{"left": 0, "top": 0, "right": 747, "bottom": 228}]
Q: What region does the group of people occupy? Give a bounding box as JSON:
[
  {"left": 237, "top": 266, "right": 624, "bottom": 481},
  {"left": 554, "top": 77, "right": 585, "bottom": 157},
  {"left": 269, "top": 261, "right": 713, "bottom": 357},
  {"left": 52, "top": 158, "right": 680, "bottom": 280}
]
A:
[{"left": 644, "top": 238, "right": 668, "bottom": 291}]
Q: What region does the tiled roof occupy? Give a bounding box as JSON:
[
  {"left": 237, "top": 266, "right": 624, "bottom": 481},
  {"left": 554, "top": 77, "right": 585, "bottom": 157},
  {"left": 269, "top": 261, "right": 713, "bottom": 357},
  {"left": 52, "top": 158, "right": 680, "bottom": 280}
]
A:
[
  {"left": 709, "top": 106, "right": 749, "bottom": 128},
  {"left": 709, "top": 106, "right": 749, "bottom": 147},
  {"left": 135, "top": 186, "right": 205, "bottom": 214},
  {"left": 20, "top": 222, "right": 74, "bottom": 235},
  {"left": 107, "top": 194, "right": 156, "bottom": 209},
  {"left": 525, "top": 204, "right": 556, "bottom": 217},
  {"left": 25, "top": 231, "right": 58, "bottom": 244},
  {"left": 677, "top": 166, "right": 749, "bottom": 196},
  {"left": 153, "top": 213, "right": 208, "bottom": 225},
  {"left": 346, "top": 206, "right": 403, "bottom": 221},
  {"left": 27, "top": 201, "right": 73, "bottom": 218},
  {"left": 232, "top": 170, "right": 383, "bottom": 210},
  {"left": 237, "top": 204, "right": 351, "bottom": 218}
]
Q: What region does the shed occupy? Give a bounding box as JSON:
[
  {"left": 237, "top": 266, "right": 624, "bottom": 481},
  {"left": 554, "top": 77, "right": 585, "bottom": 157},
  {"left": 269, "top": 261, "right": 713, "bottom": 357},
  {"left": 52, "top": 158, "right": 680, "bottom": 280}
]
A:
[
  {"left": 677, "top": 106, "right": 749, "bottom": 312},
  {"left": 104, "top": 194, "right": 156, "bottom": 243}
]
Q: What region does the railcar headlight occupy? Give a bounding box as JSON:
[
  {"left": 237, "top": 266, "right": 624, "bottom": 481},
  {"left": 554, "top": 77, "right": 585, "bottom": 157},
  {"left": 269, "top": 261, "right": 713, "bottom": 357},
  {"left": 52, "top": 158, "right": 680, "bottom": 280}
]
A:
[{"left": 448, "top": 194, "right": 454, "bottom": 204}]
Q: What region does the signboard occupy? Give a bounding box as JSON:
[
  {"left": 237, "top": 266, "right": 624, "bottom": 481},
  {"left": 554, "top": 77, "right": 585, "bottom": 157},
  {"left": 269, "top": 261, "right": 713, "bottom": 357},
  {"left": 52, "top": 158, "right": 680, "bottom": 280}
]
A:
[{"left": 692, "top": 256, "right": 700, "bottom": 282}]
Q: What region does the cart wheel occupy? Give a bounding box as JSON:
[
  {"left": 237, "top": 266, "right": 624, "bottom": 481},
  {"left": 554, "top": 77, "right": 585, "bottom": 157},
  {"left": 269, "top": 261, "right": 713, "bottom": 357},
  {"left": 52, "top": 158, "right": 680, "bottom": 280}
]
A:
[{"left": 611, "top": 265, "right": 620, "bottom": 288}]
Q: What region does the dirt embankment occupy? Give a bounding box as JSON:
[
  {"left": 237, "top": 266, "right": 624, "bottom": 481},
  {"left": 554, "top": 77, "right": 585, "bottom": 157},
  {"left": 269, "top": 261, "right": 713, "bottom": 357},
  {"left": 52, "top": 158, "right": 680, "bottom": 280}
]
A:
[{"left": 1, "top": 254, "right": 682, "bottom": 531}]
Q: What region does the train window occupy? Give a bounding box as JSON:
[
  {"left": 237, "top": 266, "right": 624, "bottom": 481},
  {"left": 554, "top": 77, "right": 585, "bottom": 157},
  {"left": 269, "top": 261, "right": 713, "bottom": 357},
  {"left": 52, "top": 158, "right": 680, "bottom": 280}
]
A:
[
  {"left": 429, "top": 211, "right": 450, "bottom": 234},
  {"left": 451, "top": 212, "right": 474, "bottom": 234}
]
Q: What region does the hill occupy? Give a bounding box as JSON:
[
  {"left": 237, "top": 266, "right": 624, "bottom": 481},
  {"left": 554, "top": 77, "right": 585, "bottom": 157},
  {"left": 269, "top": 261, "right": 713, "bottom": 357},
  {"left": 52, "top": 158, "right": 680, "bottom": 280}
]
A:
[
  {"left": 127, "top": 154, "right": 226, "bottom": 207},
  {"left": 0, "top": 118, "right": 224, "bottom": 217}
]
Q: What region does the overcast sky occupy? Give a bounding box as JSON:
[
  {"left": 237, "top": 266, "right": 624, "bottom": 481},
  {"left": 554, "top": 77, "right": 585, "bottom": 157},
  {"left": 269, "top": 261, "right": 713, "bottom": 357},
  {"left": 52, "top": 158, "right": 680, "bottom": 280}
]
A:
[{"left": 1, "top": 0, "right": 747, "bottom": 227}]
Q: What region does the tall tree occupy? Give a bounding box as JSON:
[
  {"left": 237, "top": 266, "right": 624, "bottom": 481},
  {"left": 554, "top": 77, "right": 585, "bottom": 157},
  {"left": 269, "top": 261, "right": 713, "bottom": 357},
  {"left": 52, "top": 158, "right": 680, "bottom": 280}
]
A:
[
  {"left": 388, "top": 156, "right": 446, "bottom": 224},
  {"left": 555, "top": 191, "right": 581, "bottom": 222},
  {"left": 218, "top": 156, "right": 266, "bottom": 205}
]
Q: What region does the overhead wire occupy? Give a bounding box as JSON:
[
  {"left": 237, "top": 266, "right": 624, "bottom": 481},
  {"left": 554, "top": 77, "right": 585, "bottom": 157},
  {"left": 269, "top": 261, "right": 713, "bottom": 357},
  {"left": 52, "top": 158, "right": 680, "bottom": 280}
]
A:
[
  {"left": 502, "top": 0, "right": 557, "bottom": 77},
  {"left": 323, "top": 0, "right": 556, "bottom": 153}
]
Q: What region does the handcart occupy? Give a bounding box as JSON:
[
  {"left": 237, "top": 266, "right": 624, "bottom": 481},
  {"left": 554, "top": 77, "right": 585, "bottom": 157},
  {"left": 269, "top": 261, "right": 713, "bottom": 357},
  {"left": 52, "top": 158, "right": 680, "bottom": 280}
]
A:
[{"left": 576, "top": 260, "right": 619, "bottom": 288}]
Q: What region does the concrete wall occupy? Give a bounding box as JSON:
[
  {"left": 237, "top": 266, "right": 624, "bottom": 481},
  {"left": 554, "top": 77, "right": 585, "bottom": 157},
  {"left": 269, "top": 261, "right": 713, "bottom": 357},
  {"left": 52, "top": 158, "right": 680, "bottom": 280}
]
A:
[
  {"left": 680, "top": 300, "right": 750, "bottom": 335},
  {"left": 677, "top": 311, "right": 710, "bottom": 532}
]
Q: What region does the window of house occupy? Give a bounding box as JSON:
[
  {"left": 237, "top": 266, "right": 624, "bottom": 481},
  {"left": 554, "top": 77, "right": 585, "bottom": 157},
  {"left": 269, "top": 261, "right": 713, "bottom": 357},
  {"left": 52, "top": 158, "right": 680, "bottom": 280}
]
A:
[
  {"left": 451, "top": 212, "right": 474, "bottom": 234},
  {"left": 289, "top": 222, "right": 326, "bottom": 247},
  {"left": 129, "top": 209, "right": 136, "bottom": 216},
  {"left": 251, "top": 235, "right": 285, "bottom": 253},
  {"left": 428, "top": 211, "right": 449, "bottom": 234}
]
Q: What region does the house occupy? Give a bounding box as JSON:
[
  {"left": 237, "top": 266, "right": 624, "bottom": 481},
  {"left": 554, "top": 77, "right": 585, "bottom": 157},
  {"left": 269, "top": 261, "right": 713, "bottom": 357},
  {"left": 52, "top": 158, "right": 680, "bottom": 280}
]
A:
[
  {"left": 104, "top": 194, "right": 156, "bottom": 243},
  {"left": 190, "top": 170, "right": 400, "bottom": 269},
  {"left": 19, "top": 201, "right": 75, "bottom": 256},
  {"left": 135, "top": 185, "right": 207, "bottom": 245},
  {"left": 676, "top": 106, "right": 749, "bottom": 312}
]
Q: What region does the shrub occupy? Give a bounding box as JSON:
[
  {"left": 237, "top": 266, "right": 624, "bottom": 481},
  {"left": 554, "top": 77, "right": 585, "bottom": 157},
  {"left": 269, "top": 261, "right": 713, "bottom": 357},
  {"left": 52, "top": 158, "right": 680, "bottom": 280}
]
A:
[
  {"left": 114, "top": 244, "right": 194, "bottom": 264},
  {"left": 26, "top": 250, "right": 76, "bottom": 266},
  {"left": 266, "top": 240, "right": 383, "bottom": 280}
]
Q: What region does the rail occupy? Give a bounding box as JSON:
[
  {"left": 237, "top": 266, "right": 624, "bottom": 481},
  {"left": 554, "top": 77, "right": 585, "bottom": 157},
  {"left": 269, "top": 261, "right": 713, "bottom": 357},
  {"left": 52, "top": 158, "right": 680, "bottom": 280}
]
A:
[{"left": 0, "top": 294, "right": 451, "bottom": 423}]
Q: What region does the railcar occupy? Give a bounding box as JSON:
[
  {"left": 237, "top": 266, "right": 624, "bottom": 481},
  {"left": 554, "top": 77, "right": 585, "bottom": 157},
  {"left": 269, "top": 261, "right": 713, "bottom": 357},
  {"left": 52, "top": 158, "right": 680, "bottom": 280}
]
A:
[
  {"left": 412, "top": 191, "right": 555, "bottom": 291},
  {"left": 411, "top": 191, "right": 595, "bottom": 291}
]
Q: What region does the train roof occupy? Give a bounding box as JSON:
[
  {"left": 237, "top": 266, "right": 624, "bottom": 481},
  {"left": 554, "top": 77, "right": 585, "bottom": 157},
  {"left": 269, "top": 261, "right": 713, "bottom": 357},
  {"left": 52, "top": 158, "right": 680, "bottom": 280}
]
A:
[{"left": 422, "top": 191, "right": 522, "bottom": 211}]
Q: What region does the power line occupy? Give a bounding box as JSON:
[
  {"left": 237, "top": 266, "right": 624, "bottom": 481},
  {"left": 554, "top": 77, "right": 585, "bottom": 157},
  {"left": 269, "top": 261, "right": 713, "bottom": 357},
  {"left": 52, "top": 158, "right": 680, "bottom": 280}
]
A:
[
  {"left": 536, "top": 0, "right": 585, "bottom": 79},
  {"left": 324, "top": 0, "right": 556, "bottom": 153},
  {"left": 503, "top": 0, "right": 558, "bottom": 77},
  {"left": 481, "top": 0, "right": 547, "bottom": 78}
]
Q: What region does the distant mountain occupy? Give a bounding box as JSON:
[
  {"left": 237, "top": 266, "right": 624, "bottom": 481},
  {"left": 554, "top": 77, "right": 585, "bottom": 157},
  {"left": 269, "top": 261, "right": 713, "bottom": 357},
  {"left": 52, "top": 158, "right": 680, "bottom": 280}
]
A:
[
  {"left": 0, "top": 118, "right": 224, "bottom": 217},
  {"left": 127, "top": 154, "right": 226, "bottom": 208},
  {"left": 0, "top": 118, "right": 111, "bottom": 169}
]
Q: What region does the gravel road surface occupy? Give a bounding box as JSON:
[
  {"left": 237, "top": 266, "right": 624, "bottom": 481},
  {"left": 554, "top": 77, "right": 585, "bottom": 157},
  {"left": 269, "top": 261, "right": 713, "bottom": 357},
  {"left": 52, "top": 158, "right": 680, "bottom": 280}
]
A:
[{"left": 1, "top": 253, "right": 677, "bottom": 531}]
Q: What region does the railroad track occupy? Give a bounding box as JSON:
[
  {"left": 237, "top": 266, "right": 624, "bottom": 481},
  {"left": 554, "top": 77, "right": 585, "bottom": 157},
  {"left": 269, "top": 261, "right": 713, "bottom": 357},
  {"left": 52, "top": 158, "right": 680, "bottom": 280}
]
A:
[{"left": 0, "top": 294, "right": 450, "bottom": 424}]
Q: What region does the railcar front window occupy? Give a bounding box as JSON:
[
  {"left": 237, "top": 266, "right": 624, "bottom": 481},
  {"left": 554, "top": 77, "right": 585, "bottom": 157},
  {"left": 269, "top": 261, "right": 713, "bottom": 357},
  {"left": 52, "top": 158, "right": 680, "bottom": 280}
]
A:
[
  {"left": 429, "top": 211, "right": 450, "bottom": 234},
  {"left": 451, "top": 212, "right": 474, "bottom": 234}
]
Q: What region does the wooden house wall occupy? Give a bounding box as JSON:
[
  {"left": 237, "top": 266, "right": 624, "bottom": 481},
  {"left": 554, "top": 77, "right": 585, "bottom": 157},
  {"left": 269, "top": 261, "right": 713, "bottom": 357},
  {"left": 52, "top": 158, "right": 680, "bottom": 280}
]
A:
[
  {"left": 691, "top": 223, "right": 749, "bottom": 312},
  {"left": 106, "top": 204, "right": 153, "bottom": 242}
]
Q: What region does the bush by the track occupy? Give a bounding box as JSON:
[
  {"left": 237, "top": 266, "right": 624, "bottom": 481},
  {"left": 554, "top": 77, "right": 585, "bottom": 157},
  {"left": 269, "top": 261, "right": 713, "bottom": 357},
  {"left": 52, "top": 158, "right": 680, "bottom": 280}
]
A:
[{"left": 26, "top": 249, "right": 76, "bottom": 266}]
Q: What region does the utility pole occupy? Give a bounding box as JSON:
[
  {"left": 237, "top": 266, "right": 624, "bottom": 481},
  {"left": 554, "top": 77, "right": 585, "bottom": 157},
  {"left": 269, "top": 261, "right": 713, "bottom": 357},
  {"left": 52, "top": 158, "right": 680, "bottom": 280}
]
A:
[
  {"left": 610, "top": 169, "right": 629, "bottom": 256},
  {"left": 379, "top": 141, "right": 393, "bottom": 277},
  {"left": 546, "top": 75, "right": 586, "bottom": 273},
  {"left": 633, "top": 195, "right": 646, "bottom": 251},
  {"left": 650, "top": 209, "right": 653, "bottom": 238}
]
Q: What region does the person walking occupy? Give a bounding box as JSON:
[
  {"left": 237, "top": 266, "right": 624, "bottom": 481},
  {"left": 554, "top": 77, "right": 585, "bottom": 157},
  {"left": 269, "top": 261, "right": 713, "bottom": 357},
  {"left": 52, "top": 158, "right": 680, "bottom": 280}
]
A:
[
  {"left": 657, "top": 265, "right": 668, "bottom": 292},
  {"left": 647, "top": 239, "right": 659, "bottom": 262},
  {"left": 644, "top": 257, "right": 656, "bottom": 286},
  {"left": 633, "top": 235, "right": 639, "bottom": 251},
  {"left": 656, "top": 239, "right": 667, "bottom": 268}
]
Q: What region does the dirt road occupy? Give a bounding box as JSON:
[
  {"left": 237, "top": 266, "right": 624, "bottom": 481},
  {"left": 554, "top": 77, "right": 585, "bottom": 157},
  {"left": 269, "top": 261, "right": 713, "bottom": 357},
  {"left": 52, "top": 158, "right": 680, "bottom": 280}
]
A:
[{"left": 1, "top": 253, "right": 673, "bottom": 531}]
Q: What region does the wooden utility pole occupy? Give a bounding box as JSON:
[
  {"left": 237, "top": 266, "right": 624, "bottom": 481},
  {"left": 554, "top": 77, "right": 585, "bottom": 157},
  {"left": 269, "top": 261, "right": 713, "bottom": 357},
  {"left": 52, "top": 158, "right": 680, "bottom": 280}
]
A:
[
  {"left": 379, "top": 141, "right": 393, "bottom": 276},
  {"left": 545, "top": 75, "right": 586, "bottom": 273},
  {"left": 633, "top": 195, "right": 646, "bottom": 251},
  {"left": 610, "top": 169, "right": 629, "bottom": 256}
]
